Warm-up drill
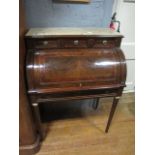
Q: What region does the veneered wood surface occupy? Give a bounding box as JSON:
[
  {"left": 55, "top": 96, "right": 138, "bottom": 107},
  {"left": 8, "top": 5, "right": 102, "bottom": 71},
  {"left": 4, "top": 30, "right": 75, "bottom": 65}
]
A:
[
  {"left": 26, "top": 37, "right": 122, "bottom": 49},
  {"left": 19, "top": 0, "right": 40, "bottom": 154},
  {"left": 19, "top": 0, "right": 37, "bottom": 145},
  {"left": 27, "top": 48, "right": 126, "bottom": 94},
  {"left": 25, "top": 28, "right": 127, "bottom": 149}
]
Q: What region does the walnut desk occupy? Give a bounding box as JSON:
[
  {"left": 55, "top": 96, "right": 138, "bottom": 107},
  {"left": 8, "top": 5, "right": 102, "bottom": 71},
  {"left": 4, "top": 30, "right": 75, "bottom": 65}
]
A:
[{"left": 25, "top": 28, "right": 126, "bottom": 139}]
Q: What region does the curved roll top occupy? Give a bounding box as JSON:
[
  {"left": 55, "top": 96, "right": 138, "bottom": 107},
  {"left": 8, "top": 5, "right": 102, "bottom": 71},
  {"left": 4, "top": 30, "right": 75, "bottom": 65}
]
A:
[{"left": 26, "top": 48, "right": 126, "bottom": 94}]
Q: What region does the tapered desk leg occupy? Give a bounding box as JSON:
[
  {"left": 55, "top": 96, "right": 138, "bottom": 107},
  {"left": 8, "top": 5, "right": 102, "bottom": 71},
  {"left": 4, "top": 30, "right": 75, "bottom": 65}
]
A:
[
  {"left": 92, "top": 98, "right": 99, "bottom": 110},
  {"left": 105, "top": 96, "right": 120, "bottom": 133},
  {"left": 32, "top": 103, "right": 45, "bottom": 140}
]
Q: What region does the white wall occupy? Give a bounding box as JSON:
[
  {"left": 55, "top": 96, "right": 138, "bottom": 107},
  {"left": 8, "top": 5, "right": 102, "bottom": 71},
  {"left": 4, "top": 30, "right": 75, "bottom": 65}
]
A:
[{"left": 113, "top": 0, "right": 135, "bottom": 92}]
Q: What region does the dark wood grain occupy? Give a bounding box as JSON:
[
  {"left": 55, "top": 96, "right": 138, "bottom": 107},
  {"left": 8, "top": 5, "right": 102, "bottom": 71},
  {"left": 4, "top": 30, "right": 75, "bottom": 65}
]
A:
[
  {"left": 26, "top": 48, "right": 126, "bottom": 95},
  {"left": 19, "top": 0, "right": 40, "bottom": 154},
  {"left": 105, "top": 97, "right": 120, "bottom": 132},
  {"left": 25, "top": 37, "right": 122, "bottom": 49},
  {"left": 92, "top": 98, "right": 99, "bottom": 110},
  {"left": 25, "top": 29, "right": 127, "bottom": 147}
]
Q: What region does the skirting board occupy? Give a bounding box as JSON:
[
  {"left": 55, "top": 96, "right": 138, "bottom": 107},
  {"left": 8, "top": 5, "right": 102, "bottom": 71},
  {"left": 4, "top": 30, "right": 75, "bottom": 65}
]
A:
[{"left": 19, "top": 134, "right": 40, "bottom": 155}]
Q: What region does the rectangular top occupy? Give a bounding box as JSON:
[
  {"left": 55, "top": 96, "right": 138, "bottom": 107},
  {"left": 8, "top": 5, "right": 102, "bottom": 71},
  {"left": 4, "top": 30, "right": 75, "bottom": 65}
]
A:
[{"left": 25, "top": 27, "right": 123, "bottom": 38}]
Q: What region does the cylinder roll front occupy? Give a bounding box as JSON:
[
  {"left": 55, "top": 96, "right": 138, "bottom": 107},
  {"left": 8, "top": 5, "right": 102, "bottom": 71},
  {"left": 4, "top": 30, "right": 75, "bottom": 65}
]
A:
[{"left": 26, "top": 48, "right": 126, "bottom": 94}]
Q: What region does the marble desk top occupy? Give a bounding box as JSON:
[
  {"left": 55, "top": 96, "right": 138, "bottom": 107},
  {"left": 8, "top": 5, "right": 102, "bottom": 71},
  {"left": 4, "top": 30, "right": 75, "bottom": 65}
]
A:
[{"left": 25, "top": 27, "right": 123, "bottom": 38}]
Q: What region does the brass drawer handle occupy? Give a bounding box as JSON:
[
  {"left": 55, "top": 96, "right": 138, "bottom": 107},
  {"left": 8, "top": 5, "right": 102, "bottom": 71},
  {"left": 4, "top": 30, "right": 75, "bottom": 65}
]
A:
[
  {"left": 102, "top": 40, "right": 108, "bottom": 45},
  {"left": 43, "top": 41, "right": 48, "bottom": 45},
  {"left": 74, "top": 40, "right": 79, "bottom": 45}
]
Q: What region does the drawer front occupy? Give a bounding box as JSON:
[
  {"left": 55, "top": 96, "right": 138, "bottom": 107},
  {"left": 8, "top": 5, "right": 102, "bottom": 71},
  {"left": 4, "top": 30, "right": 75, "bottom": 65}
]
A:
[
  {"left": 34, "top": 39, "right": 59, "bottom": 49},
  {"left": 26, "top": 38, "right": 121, "bottom": 49},
  {"left": 63, "top": 39, "right": 87, "bottom": 48},
  {"left": 30, "top": 89, "right": 118, "bottom": 103},
  {"left": 93, "top": 38, "right": 117, "bottom": 48}
]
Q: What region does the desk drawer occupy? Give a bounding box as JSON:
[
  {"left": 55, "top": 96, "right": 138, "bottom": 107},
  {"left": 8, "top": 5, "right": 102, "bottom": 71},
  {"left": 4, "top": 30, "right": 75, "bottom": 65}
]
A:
[
  {"left": 63, "top": 39, "right": 87, "bottom": 48},
  {"left": 30, "top": 89, "right": 118, "bottom": 103},
  {"left": 93, "top": 38, "right": 117, "bottom": 48},
  {"left": 34, "top": 39, "right": 59, "bottom": 49},
  {"left": 32, "top": 39, "right": 87, "bottom": 49},
  {"left": 26, "top": 38, "right": 121, "bottom": 49}
]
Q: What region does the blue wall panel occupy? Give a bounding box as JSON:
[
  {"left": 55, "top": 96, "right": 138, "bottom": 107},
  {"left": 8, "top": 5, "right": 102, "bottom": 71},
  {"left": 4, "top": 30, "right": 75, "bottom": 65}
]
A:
[
  {"left": 24, "top": 0, "right": 114, "bottom": 110},
  {"left": 24, "top": 0, "right": 114, "bottom": 28}
]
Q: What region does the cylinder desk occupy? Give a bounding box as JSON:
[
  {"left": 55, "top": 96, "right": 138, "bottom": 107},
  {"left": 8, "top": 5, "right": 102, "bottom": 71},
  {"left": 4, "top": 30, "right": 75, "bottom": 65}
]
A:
[{"left": 25, "top": 28, "right": 126, "bottom": 139}]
